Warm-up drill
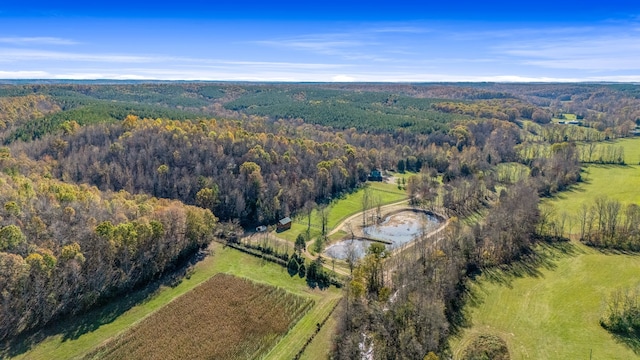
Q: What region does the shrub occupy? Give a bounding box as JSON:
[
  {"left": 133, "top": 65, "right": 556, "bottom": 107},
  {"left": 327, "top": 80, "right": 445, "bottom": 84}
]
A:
[
  {"left": 601, "top": 286, "right": 640, "bottom": 337},
  {"left": 462, "top": 333, "right": 510, "bottom": 360}
]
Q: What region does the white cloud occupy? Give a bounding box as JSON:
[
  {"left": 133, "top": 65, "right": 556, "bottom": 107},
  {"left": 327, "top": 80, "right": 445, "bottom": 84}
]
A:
[
  {"left": 256, "top": 38, "right": 368, "bottom": 55},
  {"left": 2, "top": 67, "right": 639, "bottom": 82},
  {"left": 52, "top": 73, "right": 155, "bottom": 80},
  {"left": 1, "top": 21, "right": 639, "bottom": 82},
  {"left": 0, "top": 48, "right": 350, "bottom": 72},
  {"left": 0, "top": 49, "right": 155, "bottom": 63},
  {"left": 211, "top": 60, "right": 346, "bottom": 69},
  {"left": 331, "top": 75, "right": 355, "bottom": 82},
  {"left": 370, "top": 26, "right": 429, "bottom": 34},
  {"left": 0, "top": 37, "right": 78, "bottom": 45},
  {"left": 497, "top": 27, "right": 640, "bottom": 71},
  {"left": 253, "top": 29, "right": 399, "bottom": 62},
  {"left": 0, "top": 70, "right": 51, "bottom": 78}
]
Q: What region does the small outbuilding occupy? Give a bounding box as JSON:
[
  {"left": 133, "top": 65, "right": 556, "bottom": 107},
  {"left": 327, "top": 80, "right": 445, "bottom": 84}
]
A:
[
  {"left": 368, "top": 169, "right": 383, "bottom": 182},
  {"left": 277, "top": 217, "right": 292, "bottom": 231},
  {"left": 256, "top": 225, "right": 267, "bottom": 232}
]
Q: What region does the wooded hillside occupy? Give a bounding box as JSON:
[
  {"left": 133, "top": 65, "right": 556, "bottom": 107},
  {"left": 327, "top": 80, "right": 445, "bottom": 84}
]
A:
[{"left": 0, "top": 153, "right": 216, "bottom": 341}]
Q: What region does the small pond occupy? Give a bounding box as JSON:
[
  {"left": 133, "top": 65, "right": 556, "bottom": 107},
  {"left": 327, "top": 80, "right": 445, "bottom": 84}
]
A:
[
  {"left": 323, "top": 210, "right": 442, "bottom": 260},
  {"left": 324, "top": 239, "right": 374, "bottom": 260}
]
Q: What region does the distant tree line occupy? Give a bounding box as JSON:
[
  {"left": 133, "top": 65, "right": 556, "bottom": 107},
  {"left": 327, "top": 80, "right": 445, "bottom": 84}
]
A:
[{"left": 224, "top": 87, "right": 468, "bottom": 133}]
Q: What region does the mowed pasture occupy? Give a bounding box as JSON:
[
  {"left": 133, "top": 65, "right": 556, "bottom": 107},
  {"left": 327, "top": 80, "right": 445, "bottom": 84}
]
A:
[
  {"left": 613, "top": 137, "right": 640, "bottom": 165},
  {"left": 552, "top": 112, "right": 578, "bottom": 123},
  {"left": 451, "top": 242, "right": 640, "bottom": 359},
  {"left": 547, "top": 165, "right": 640, "bottom": 234},
  {"left": 84, "top": 274, "right": 313, "bottom": 360},
  {"left": 546, "top": 137, "right": 640, "bottom": 234},
  {"left": 542, "top": 138, "right": 640, "bottom": 235},
  {"left": 7, "top": 243, "right": 342, "bottom": 360}
]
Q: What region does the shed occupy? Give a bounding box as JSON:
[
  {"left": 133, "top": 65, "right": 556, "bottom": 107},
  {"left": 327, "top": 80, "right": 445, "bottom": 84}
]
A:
[
  {"left": 256, "top": 225, "right": 267, "bottom": 232},
  {"left": 277, "top": 217, "right": 292, "bottom": 231},
  {"left": 368, "top": 169, "right": 383, "bottom": 182}
]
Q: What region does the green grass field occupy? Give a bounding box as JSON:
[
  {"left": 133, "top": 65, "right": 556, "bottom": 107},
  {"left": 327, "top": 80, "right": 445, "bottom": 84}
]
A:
[
  {"left": 8, "top": 243, "right": 342, "bottom": 360},
  {"left": 552, "top": 113, "right": 578, "bottom": 123},
  {"left": 547, "top": 165, "right": 640, "bottom": 226},
  {"left": 612, "top": 137, "right": 640, "bottom": 165},
  {"left": 450, "top": 241, "right": 640, "bottom": 359},
  {"left": 545, "top": 137, "right": 640, "bottom": 234},
  {"left": 300, "top": 303, "right": 341, "bottom": 360}
]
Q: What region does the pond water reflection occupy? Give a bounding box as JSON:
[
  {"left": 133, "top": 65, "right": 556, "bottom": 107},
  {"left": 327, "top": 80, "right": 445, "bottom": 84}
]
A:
[{"left": 323, "top": 211, "right": 441, "bottom": 260}]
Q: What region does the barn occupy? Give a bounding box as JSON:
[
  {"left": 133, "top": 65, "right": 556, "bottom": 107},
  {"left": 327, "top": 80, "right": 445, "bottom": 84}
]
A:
[{"left": 277, "top": 217, "right": 292, "bottom": 231}]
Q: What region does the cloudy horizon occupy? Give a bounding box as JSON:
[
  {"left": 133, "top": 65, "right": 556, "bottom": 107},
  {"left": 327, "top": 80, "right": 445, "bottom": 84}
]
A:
[{"left": 0, "top": 1, "right": 639, "bottom": 82}]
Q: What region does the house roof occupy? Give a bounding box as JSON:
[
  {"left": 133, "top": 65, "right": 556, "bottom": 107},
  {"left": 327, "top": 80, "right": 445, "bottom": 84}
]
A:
[{"left": 279, "top": 217, "right": 292, "bottom": 225}]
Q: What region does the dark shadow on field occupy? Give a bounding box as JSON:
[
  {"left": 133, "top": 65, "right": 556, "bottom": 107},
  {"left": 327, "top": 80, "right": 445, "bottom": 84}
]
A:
[
  {"left": 589, "top": 245, "right": 640, "bottom": 256},
  {"left": 0, "top": 249, "right": 210, "bottom": 359},
  {"left": 589, "top": 164, "right": 631, "bottom": 169},
  {"left": 305, "top": 277, "right": 330, "bottom": 290},
  {"left": 608, "top": 330, "right": 640, "bottom": 355},
  {"left": 479, "top": 240, "right": 582, "bottom": 288},
  {"left": 545, "top": 183, "right": 588, "bottom": 201}
]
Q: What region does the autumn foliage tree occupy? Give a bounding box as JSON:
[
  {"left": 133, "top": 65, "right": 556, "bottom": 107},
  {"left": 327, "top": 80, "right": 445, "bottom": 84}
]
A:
[{"left": 0, "top": 155, "right": 217, "bottom": 341}]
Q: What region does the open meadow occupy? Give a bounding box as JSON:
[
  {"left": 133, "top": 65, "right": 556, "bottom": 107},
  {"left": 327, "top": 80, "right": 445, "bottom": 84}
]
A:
[
  {"left": 552, "top": 112, "right": 578, "bottom": 123},
  {"left": 546, "top": 137, "right": 640, "bottom": 234},
  {"left": 615, "top": 137, "right": 640, "bottom": 165},
  {"left": 450, "top": 241, "right": 640, "bottom": 359},
  {"left": 5, "top": 243, "right": 342, "bottom": 360}
]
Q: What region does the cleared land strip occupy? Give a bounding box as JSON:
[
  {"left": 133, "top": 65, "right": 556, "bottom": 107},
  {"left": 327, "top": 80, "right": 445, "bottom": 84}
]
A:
[{"left": 265, "top": 296, "right": 342, "bottom": 359}]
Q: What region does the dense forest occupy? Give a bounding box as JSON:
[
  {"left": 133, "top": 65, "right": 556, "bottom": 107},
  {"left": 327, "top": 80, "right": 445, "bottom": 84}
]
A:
[
  {"left": 0, "top": 152, "right": 216, "bottom": 340},
  {"left": 16, "top": 116, "right": 376, "bottom": 225},
  {"left": 0, "top": 82, "right": 639, "bottom": 357}
]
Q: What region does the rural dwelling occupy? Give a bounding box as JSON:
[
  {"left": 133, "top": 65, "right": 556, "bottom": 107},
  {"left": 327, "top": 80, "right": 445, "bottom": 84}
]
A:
[
  {"left": 368, "top": 169, "right": 383, "bottom": 182},
  {"left": 277, "top": 217, "right": 292, "bottom": 231}
]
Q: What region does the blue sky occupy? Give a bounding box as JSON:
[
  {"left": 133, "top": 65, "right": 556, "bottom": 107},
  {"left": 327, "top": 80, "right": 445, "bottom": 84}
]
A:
[{"left": 0, "top": 1, "right": 639, "bottom": 82}]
